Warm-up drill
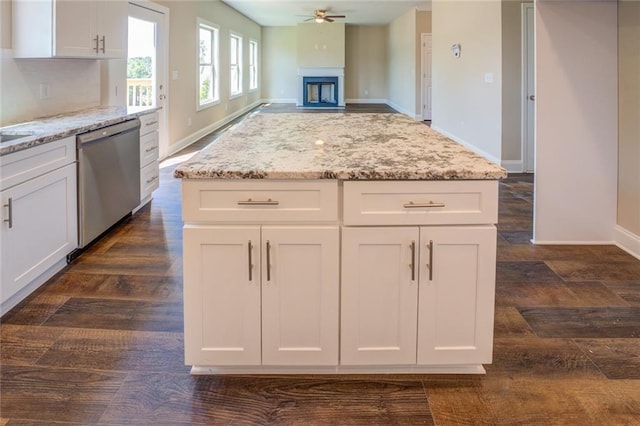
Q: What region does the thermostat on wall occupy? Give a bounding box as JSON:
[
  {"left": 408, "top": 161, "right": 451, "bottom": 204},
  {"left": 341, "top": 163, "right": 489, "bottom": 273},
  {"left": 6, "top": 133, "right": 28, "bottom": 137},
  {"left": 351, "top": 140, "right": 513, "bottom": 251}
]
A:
[{"left": 451, "top": 44, "right": 461, "bottom": 58}]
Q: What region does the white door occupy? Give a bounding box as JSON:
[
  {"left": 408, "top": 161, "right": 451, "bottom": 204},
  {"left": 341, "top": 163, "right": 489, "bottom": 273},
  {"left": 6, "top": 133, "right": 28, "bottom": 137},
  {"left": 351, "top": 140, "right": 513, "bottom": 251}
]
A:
[
  {"left": 261, "top": 226, "right": 339, "bottom": 366},
  {"left": 523, "top": 3, "right": 535, "bottom": 173},
  {"left": 128, "top": 2, "right": 169, "bottom": 158},
  {"left": 341, "top": 227, "right": 419, "bottom": 365},
  {"left": 417, "top": 226, "right": 496, "bottom": 365},
  {"left": 183, "top": 226, "right": 261, "bottom": 366},
  {"left": 421, "top": 33, "right": 433, "bottom": 121}
]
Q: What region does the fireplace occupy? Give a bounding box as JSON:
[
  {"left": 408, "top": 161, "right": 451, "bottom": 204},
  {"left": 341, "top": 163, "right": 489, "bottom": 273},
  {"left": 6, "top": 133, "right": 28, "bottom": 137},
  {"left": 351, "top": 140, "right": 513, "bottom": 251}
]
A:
[{"left": 303, "top": 77, "right": 338, "bottom": 107}]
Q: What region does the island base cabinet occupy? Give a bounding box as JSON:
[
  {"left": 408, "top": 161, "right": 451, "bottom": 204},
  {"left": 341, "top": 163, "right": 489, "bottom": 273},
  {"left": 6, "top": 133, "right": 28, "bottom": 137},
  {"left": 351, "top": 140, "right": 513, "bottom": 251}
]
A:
[
  {"left": 183, "top": 225, "right": 339, "bottom": 367},
  {"left": 341, "top": 225, "right": 496, "bottom": 366},
  {"left": 1, "top": 163, "right": 77, "bottom": 306}
]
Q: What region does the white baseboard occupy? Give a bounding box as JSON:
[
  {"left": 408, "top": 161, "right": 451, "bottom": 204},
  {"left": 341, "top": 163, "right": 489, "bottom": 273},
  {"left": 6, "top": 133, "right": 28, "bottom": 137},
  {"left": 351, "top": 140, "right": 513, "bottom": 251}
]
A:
[
  {"left": 386, "top": 100, "right": 421, "bottom": 120},
  {"left": 431, "top": 125, "right": 501, "bottom": 165},
  {"left": 262, "top": 98, "right": 296, "bottom": 104},
  {"left": 345, "top": 98, "right": 388, "bottom": 104},
  {"left": 163, "top": 100, "right": 263, "bottom": 159},
  {"left": 614, "top": 225, "right": 640, "bottom": 260},
  {"left": 501, "top": 160, "right": 523, "bottom": 173}
]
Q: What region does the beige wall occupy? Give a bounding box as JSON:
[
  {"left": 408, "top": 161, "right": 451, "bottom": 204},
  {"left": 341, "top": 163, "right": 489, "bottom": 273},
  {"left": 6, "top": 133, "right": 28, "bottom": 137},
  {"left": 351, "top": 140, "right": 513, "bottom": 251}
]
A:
[
  {"left": 345, "top": 25, "right": 388, "bottom": 101},
  {"left": 431, "top": 0, "right": 502, "bottom": 163},
  {"left": 387, "top": 8, "right": 417, "bottom": 116},
  {"left": 261, "top": 26, "right": 297, "bottom": 101},
  {"left": 618, "top": 0, "right": 640, "bottom": 236},
  {"left": 297, "top": 23, "right": 345, "bottom": 68},
  {"left": 501, "top": 0, "right": 527, "bottom": 163},
  {"left": 534, "top": 0, "right": 618, "bottom": 242},
  {"left": 415, "top": 11, "right": 432, "bottom": 115},
  {"left": 157, "top": 1, "right": 261, "bottom": 149}
]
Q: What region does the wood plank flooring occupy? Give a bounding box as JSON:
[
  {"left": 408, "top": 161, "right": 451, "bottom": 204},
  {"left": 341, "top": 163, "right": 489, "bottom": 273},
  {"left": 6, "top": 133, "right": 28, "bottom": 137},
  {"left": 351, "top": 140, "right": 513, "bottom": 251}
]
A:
[{"left": 1, "top": 104, "right": 639, "bottom": 424}]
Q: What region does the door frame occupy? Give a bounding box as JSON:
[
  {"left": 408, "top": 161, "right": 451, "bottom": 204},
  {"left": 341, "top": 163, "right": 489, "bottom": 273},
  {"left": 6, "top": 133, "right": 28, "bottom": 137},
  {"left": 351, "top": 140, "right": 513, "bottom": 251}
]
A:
[
  {"left": 420, "top": 33, "right": 432, "bottom": 121},
  {"left": 129, "top": 0, "right": 170, "bottom": 159},
  {"left": 521, "top": 2, "right": 535, "bottom": 173}
]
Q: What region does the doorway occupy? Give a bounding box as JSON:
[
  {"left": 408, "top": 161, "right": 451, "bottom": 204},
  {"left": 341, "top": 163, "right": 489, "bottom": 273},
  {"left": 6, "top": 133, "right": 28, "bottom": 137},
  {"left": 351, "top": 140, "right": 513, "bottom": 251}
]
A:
[
  {"left": 128, "top": 2, "right": 169, "bottom": 158},
  {"left": 421, "top": 33, "right": 432, "bottom": 121},
  {"left": 522, "top": 3, "right": 535, "bottom": 173}
]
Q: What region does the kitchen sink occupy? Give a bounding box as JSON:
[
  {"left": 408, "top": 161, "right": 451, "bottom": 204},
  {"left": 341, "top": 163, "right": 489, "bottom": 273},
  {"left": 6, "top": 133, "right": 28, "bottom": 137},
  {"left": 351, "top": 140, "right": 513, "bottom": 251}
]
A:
[{"left": 0, "top": 132, "right": 34, "bottom": 143}]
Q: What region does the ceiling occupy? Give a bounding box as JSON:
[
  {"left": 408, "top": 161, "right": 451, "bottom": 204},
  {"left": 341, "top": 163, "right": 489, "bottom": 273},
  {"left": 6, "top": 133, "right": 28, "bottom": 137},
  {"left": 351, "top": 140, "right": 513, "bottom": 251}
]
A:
[{"left": 221, "top": 0, "right": 432, "bottom": 27}]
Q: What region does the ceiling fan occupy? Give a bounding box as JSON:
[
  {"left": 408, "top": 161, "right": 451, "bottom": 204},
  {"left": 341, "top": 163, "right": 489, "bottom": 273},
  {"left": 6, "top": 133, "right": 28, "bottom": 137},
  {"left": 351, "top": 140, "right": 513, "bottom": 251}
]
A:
[{"left": 303, "top": 9, "right": 346, "bottom": 23}]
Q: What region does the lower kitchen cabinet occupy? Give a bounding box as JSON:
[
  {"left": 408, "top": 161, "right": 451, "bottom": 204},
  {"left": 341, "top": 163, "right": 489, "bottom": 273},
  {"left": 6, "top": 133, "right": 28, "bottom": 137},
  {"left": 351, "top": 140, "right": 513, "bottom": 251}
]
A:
[
  {"left": 1, "top": 163, "right": 77, "bottom": 306},
  {"left": 341, "top": 225, "right": 496, "bottom": 366},
  {"left": 183, "top": 225, "right": 339, "bottom": 367}
]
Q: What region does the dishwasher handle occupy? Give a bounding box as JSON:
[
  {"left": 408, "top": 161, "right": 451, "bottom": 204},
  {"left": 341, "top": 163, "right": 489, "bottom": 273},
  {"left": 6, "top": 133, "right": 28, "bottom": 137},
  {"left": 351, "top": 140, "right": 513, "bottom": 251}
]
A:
[{"left": 77, "top": 119, "right": 141, "bottom": 145}]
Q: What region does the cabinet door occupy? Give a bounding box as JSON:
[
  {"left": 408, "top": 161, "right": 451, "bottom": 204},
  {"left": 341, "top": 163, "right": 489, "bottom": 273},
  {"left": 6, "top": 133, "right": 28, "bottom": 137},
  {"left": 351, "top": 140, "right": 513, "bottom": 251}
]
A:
[
  {"left": 97, "top": 0, "right": 128, "bottom": 58},
  {"left": 183, "top": 226, "right": 261, "bottom": 366},
  {"left": 54, "top": 0, "right": 97, "bottom": 57},
  {"left": 341, "top": 227, "right": 419, "bottom": 365},
  {"left": 1, "top": 164, "right": 77, "bottom": 305},
  {"left": 261, "top": 226, "right": 339, "bottom": 365},
  {"left": 417, "top": 226, "right": 497, "bottom": 365}
]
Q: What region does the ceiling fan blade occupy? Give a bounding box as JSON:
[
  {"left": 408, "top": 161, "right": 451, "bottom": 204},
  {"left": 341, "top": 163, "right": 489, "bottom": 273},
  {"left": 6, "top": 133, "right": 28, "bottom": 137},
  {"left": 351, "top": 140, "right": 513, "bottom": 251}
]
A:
[
  {"left": 304, "top": 17, "right": 314, "bottom": 21},
  {"left": 324, "top": 17, "right": 334, "bottom": 22},
  {"left": 325, "top": 15, "right": 345, "bottom": 18}
]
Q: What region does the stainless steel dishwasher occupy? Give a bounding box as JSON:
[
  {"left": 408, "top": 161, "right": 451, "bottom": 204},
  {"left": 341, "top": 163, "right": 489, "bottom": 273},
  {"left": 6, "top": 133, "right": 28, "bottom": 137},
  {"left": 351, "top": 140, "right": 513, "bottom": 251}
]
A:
[{"left": 76, "top": 118, "right": 141, "bottom": 250}]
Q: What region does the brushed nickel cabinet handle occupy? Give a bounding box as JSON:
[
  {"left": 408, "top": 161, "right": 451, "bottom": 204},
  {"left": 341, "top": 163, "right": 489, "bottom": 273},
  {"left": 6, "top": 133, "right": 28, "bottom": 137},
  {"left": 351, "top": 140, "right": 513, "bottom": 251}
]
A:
[
  {"left": 427, "top": 239, "right": 434, "bottom": 281},
  {"left": 145, "top": 146, "right": 158, "bottom": 152},
  {"left": 93, "top": 35, "right": 99, "bottom": 53},
  {"left": 146, "top": 175, "right": 158, "bottom": 184},
  {"left": 266, "top": 240, "right": 272, "bottom": 281},
  {"left": 3, "top": 198, "right": 12, "bottom": 229},
  {"left": 100, "top": 36, "right": 106, "bottom": 53},
  {"left": 410, "top": 240, "right": 416, "bottom": 281},
  {"left": 403, "top": 201, "right": 445, "bottom": 208},
  {"left": 237, "top": 198, "right": 279, "bottom": 206},
  {"left": 145, "top": 120, "right": 158, "bottom": 126},
  {"left": 248, "top": 240, "right": 253, "bottom": 281}
]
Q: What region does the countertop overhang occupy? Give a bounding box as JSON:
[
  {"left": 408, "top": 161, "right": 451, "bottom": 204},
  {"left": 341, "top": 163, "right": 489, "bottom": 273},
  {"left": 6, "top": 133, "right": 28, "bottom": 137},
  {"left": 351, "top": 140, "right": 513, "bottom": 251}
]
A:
[
  {"left": 174, "top": 112, "right": 507, "bottom": 181},
  {"left": 0, "top": 106, "right": 159, "bottom": 156}
]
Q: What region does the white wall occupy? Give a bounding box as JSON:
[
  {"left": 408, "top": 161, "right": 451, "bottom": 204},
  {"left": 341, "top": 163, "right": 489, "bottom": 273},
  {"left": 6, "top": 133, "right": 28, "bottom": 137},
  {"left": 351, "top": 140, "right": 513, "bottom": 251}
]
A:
[
  {"left": 297, "top": 23, "right": 345, "bottom": 68},
  {"left": 431, "top": 0, "right": 502, "bottom": 164},
  {"left": 534, "top": 0, "right": 618, "bottom": 243},
  {"left": 387, "top": 9, "right": 417, "bottom": 117},
  {"left": 345, "top": 25, "right": 388, "bottom": 102},
  {"left": 261, "top": 26, "right": 297, "bottom": 102}
]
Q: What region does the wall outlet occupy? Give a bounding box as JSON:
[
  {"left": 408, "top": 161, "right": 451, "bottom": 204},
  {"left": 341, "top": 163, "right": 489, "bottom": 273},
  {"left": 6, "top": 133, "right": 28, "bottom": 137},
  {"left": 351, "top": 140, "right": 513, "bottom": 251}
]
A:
[
  {"left": 172, "top": 70, "right": 179, "bottom": 80},
  {"left": 364, "top": 90, "right": 369, "bottom": 96},
  {"left": 187, "top": 117, "right": 192, "bottom": 127},
  {"left": 39, "top": 83, "right": 50, "bottom": 99}
]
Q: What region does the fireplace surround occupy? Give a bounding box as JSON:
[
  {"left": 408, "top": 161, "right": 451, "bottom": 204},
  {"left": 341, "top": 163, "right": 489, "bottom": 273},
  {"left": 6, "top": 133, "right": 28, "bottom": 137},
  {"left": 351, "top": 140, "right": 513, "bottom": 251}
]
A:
[{"left": 297, "top": 67, "right": 345, "bottom": 108}]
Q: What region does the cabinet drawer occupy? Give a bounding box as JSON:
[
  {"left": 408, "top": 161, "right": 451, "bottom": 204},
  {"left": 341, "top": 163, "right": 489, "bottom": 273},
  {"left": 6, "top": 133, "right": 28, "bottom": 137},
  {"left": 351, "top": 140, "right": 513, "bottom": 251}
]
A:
[
  {"left": 140, "top": 131, "right": 159, "bottom": 167},
  {"left": 343, "top": 180, "right": 498, "bottom": 226},
  {"left": 139, "top": 112, "right": 159, "bottom": 135},
  {"left": 140, "top": 160, "right": 159, "bottom": 200},
  {"left": 182, "top": 180, "right": 338, "bottom": 223},
  {"left": 1, "top": 137, "right": 76, "bottom": 190}
]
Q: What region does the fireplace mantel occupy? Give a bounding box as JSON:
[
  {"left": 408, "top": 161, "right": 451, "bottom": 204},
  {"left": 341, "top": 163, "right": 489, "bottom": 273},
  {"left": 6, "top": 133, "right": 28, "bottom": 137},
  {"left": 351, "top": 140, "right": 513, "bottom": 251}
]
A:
[{"left": 297, "top": 67, "right": 345, "bottom": 108}]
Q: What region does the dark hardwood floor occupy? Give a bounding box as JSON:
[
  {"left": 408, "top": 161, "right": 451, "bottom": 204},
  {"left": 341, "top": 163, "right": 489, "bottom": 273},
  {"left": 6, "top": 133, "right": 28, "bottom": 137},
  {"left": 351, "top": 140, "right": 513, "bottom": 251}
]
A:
[{"left": 1, "top": 104, "right": 639, "bottom": 424}]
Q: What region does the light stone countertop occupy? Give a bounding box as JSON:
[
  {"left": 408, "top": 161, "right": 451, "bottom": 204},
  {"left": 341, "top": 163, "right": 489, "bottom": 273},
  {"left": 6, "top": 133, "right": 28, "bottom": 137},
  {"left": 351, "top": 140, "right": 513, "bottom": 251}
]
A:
[
  {"left": 0, "top": 106, "right": 159, "bottom": 156},
  {"left": 174, "top": 112, "right": 508, "bottom": 181}
]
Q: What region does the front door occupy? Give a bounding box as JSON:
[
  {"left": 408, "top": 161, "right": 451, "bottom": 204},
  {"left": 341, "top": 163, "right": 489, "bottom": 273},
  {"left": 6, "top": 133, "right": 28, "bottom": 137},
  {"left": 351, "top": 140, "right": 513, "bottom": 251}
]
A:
[{"left": 128, "top": 2, "right": 169, "bottom": 158}]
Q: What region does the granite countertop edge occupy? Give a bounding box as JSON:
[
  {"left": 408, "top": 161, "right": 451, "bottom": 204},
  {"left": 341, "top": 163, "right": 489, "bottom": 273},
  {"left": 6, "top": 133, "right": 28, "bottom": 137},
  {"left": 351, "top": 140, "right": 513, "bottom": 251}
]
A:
[{"left": 0, "top": 106, "right": 160, "bottom": 156}]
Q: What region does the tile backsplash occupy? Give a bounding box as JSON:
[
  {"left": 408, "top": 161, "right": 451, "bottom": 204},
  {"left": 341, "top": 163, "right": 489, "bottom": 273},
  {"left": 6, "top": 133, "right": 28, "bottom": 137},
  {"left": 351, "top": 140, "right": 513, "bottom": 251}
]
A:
[{"left": 1, "top": 49, "right": 101, "bottom": 126}]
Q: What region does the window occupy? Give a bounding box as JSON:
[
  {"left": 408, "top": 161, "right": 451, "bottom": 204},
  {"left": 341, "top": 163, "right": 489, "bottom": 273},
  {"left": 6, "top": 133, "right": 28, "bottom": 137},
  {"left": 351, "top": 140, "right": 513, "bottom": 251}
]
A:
[
  {"left": 230, "top": 33, "right": 243, "bottom": 97},
  {"left": 198, "top": 19, "right": 219, "bottom": 108},
  {"left": 249, "top": 40, "right": 258, "bottom": 91}
]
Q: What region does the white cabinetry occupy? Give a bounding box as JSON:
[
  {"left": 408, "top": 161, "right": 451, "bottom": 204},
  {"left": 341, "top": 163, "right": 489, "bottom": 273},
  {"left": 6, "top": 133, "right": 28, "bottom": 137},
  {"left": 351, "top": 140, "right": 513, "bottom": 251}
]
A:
[
  {"left": 13, "top": 0, "right": 127, "bottom": 58},
  {"left": 1, "top": 137, "right": 77, "bottom": 314},
  {"left": 138, "top": 111, "right": 160, "bottom": 206},
  {"left": 183, "top": 181, "right": 340, "bottom": 369}
]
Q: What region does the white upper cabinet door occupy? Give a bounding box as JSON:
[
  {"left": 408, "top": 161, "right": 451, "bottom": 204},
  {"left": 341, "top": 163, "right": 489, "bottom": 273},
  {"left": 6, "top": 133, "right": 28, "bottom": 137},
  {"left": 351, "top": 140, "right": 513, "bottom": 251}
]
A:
[
  {"left": 183, "top": 226, "right": 262, "bottom": 366},
  {"left": 96, "top": 0, "right": 128, "bottom": 58},
  {"left": 340, "top": 226, "right": 419, "bottom": 365},
  {"left": 54, "top": 0, "right": 98, "bottom": 57},
  {"left": 417, "top": 226, "right": 497, "bottom": 365},
  {"left": 261, "top": 226, "right": 340, "bottom": 366}
]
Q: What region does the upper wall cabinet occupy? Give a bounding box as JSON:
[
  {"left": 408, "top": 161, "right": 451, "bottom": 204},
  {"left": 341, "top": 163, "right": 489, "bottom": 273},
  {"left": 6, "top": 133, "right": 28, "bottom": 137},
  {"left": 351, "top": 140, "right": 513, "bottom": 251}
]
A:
[{"left": 12, "top": 0, "right": 127, "bottom": 59}]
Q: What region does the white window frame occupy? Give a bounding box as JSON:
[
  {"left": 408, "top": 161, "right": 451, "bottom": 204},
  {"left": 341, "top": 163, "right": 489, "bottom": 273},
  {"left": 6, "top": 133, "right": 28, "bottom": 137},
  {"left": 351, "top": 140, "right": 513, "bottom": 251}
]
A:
[
  {"left": 249, "top": 39, "right": 258, "bottom": 92},
  {"left": 197, "top": 18, "right": 220, "bottom": 111},
  {"left": 229, "top": 32, "right": 243, "bottom": 98}
]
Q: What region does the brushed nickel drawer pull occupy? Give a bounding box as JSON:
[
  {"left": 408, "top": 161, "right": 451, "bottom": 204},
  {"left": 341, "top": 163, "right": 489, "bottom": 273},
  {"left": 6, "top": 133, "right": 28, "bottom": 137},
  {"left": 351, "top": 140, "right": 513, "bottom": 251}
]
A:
[
  {"left": 145, "top": 120, "right": 158, "bottom": 126},
  {"left": 403, "top": 201, "right": 446, "bottom": 208},
  {"left": 248, "top": 240, "right": 253, "bottom": 281},
  {"left": 237, "top": 198, "right": 279, "bottom": 206},
  {"left": 410, "top": 240, "right": 416, "bottom": 281},
  {"left": 146, "top": 175, "right": 158, "bottom": 184},
  {"left": 266, "top": 240, "right": 272, "bottom": 281},
  {"left": 427, "top": 239, "right": 434, "bottom": 281},
  {"left": 4, "top": 198, "right": 13, "bottom": 229},
  {"left": 145, "top": 146, "right": 158, "bottom": 152}
]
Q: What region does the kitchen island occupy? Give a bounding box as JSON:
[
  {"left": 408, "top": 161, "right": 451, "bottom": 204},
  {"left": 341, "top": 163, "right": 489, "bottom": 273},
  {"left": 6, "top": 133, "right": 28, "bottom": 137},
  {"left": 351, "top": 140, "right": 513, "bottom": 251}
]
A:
[{"left": 175, "top": 112, "right": 507, "bottom": 374}]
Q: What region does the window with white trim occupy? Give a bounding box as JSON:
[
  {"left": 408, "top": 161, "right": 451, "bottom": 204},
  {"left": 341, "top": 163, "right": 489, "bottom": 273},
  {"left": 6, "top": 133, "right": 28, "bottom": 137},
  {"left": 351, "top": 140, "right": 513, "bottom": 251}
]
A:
[
  {"left": 249, "top": 40, "right": 258, "bottom": 91},
  {"left": 230, "top": 33, "right": 243, "bottom": 97},
  {"left": 198, "top": 19, "right": 219, "bottom": 108}
]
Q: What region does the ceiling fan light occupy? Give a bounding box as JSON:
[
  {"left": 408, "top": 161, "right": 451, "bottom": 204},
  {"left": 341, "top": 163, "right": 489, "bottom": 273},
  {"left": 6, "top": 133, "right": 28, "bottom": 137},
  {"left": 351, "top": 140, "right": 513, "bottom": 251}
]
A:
[{"left": 315, "top": 17, "right": 324, "bottom": 23}]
